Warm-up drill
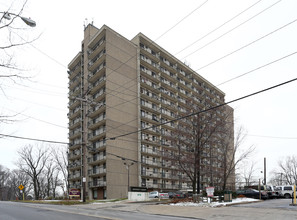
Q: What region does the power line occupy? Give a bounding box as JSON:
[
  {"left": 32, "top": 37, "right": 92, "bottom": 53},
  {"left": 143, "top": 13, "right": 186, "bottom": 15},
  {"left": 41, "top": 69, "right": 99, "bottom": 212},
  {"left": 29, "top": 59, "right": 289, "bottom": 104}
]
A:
[
  {"left": 2, "top": 107, "right": 67, "bottom": 129},
  {"left": 154, "top": 0, "right": 209, "bottom": 41},
  {"left": 0, "top": 93, "right": 66, "bottom": 111},
  {"left": 174, "top": 0, "right": 263, "bottom": 55},
  {"left": 247, "top": 134, "right": 297, "bottom": 140},
  {"left": 107, "top": 47, "right": 297, "bottom": 136},
  {"left": 197, "top": 17, "right": 297, "bottom": 71},
  {"left": 2, "top": 75, "right": 296, "bottom": 160},
  {"left": 181, "top": 0, "right": 282, "bottom": 60},
  {"left": 90, "top": 1, "right": 211, "bottom": 108},
  {"left": 109, "top": 77, "right": 297, "bottom": 140},
  {"left": 0, "top": 133, "right": 68, "bottom": 145},
  {"left": 216, "top": 51, "right": 297, "bottom": 86}
]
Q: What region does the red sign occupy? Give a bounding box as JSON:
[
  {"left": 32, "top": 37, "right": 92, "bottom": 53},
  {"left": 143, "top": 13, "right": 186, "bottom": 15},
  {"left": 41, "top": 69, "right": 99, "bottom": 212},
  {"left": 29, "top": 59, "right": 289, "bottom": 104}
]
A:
[
  {"left": 69, "top": 188, "right": 81, "bottom": 196},
  {"left": 206, "top": 187, "right": 215, "bottom": 197}
]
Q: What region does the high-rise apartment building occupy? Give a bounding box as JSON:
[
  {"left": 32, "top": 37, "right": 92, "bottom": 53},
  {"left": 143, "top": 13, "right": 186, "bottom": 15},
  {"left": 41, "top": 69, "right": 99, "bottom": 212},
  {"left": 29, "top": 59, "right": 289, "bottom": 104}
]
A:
[{"left": 67, "top": 24, "right": 234, "bottom": 200}]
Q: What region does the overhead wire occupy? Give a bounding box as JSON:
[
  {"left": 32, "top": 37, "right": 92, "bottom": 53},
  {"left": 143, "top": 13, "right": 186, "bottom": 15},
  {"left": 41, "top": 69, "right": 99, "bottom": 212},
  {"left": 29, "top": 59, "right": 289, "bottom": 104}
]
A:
[
  {"left": 181, "top": 0, "right": 282, "bottom": 60},
  {"left": 2, "top": 106, "right": 67, "bottom": 129},
  {"left": 70, "top": 2, "right": 212, "bottom": 132},
  {"left": 93, "top": 0, "right": 284, "bottom": 121},
  {"left": 216, "top": 51, "right": 297, "bottom": 86},
  {"left": 0, "top": 93, "right": 66, "bottom": 111},
  {"left": 197, "top": 17, "right": 297, "bottom": 71},
  {"left": 0, "top": 133, "right": 68, "bottom": 145},
  {"left": 174, "top": 0, "right": 263, "bottom": 55},
  {"left": 108, "top": 77, "right": 297, "bottom": 140},
  {"left": 2, "top": 77, "right": 297, "bottom": 163},
  {"left": 154, "top": 0, "right": 209, "bottom": 41},
  {"left": 2, "top": 1, "right": 290, "bottom": 142},
  {"left": 90, "top": 0, "right": 210, "bottom": 101}
]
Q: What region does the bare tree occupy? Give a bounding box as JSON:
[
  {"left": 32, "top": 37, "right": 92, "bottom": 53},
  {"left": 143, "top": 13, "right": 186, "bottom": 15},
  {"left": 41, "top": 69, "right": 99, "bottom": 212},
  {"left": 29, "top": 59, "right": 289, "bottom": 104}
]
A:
[
  {"left": 218, "top": 125, "right": 255, "bottom": 191},
  {"left": 0, "top": 1, "right": 37, "bottom": 123},
  {"left": 6, "top": 169, "right": 32, "bottom": 200},
  {"left": 0, "top": 164, "right": 10, "bottom": 200},
  {"left": 275, "top": 156, "right": 297, "bottom": 185},
  {"left": 17, "top": 144, "right": 50, "bottom": 200},
  {"left": 52, "top": 145, "right": 68, "bottom": 197},
  {"left": 170, "top": 97, "right": 234, "bottom": 194},
  {"left": 0, "top": 1, "right": 37, "bottom": 82},
  {"left": 241, "top": 160, "right": 257, "bottom": 187}
]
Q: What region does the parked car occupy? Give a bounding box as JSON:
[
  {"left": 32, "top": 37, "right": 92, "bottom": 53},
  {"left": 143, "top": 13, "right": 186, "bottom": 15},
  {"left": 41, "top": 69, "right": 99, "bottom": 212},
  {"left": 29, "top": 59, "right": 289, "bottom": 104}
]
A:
[
  {"left": 275, "top": 185, "right": 294, "bottom": 198},
  {"left": 236, "top": 188, "right": 268, "bottom": 200},
  {"left": 148, "top": 191, "right": 159, "bottom": 198},
  {"left": 184, "top": 191, "right": 193, "bottom": 198},
  {"left": 168, "top": 192, "right": 176, "bottom": 199},
  {"left": 159, "top": 192, "right": 169, "bottom": 199},
  {"left": 266, "top": 185, "right": 279, "bottom": 199},
  {"left": 174, "top": 191, "right": 186, "bottom": 198}
]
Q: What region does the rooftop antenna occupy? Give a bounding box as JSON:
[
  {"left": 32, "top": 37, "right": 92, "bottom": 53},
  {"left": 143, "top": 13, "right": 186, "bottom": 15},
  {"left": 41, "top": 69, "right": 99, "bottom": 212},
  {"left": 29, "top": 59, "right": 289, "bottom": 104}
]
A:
[{"left": 83, "top": 18, "right": 88, "bottom": 29}]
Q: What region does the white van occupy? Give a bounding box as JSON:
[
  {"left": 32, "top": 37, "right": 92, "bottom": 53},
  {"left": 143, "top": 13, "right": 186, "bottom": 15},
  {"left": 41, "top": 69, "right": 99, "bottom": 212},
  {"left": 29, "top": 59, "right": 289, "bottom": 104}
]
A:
[{"left": 275, "top": 185, "right": 294, "bottom": 198}]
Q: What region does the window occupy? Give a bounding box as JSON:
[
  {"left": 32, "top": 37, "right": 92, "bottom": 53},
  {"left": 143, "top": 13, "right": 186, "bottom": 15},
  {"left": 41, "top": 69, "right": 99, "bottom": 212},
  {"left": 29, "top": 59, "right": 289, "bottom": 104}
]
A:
[
  {"left": 141, "top": 110, "right": 145, "bottom": 117},
  {"left": 141, "top": 178, "right": 146, "bottom": 186},
  {"left": 284, "top": 186, "right": 292, "bottom": 190},
  {"left": 141, "top": 121, "right": 146, "bottom": 128},
  {"left": 93, "top": 190, "right": 98, "bottom": 199},
  {"left": 153, "top": 179, "right": 158, "bottom": 184}
]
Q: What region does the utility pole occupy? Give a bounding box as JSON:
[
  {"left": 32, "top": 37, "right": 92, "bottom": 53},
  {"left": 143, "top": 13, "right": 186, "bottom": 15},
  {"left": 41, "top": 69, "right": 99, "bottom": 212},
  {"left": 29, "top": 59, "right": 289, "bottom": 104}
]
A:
[{"left": 264, "top": 157, "right": 266, "bottom": 185}]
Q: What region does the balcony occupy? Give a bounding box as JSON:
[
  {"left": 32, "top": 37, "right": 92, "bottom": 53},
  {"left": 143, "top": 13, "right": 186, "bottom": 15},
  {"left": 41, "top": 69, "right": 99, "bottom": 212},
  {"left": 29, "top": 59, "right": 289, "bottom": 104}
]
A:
[
  {"left": 69, "top": 74, "right": 81, "bottom": 90},
  {"left": 69, "top": 117, "right": 81, "bottom": 129},
  {"left": 69, "top": 139, "right": 82, "bottom": 150},
  {"left": 68, "top": 173, "right": 81, "bottom": 181},
  {"left": 88, "top": 101, "right": 105, "bottom": 118},
  {"left": 88, "top": 180, "right": 106, "bottom": 188},
  {"left": 87, "top": 154, "right": 106, "bottom": 165},
  {"left": 68, "top": 129, "right": 81, "bottom": 140},
  {"left": 69, "top": 183, "right": 81, "bottom": 189},
  {"left": 68, "top": 161, "right": 81, "bottom": 170},
  {"left": 89, "top": 75, "right": 106, "bottom": 95},
  {"left": 68, "top": 106, "right": 81, "bottom": 120},
  {"left": 140, "top": 65, "right": 160, "bottom": 83},
  {"left": 88, "top": 39, "right": 105, "bottom": 60},
  {"left": 88, "top": 127, "right": 106, "bottom": 142},
  {"left": 68, "top": 151, "right": 81, "bottom": 160},
  {"left": 88, "top": 63, "right": 106, "bottom": 83},
  {"left": 68, "top": 63, "right": 81, "bottom": 80},
  {"left": 88, "top": 167, "right": 106, "bottom": 177},
  {"left": 88, "top": 114, "right": 105, "bottom": 130},
  {"left": 88, "top": 140, "right": 106, "bottom": 154}
]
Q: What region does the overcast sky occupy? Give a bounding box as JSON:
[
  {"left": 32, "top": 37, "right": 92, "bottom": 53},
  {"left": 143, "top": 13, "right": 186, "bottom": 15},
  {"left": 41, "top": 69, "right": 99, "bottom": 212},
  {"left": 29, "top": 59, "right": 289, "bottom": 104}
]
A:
[{"left": 1, "top": 0, "right": 296, "bottom": 182}]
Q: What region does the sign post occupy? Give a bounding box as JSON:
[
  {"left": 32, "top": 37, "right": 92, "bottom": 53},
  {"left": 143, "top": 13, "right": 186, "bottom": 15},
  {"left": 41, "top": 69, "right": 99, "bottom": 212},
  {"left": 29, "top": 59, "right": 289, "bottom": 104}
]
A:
[
  {"left": 206, "top": 187, "right": 215, "bottom": 203},
  {"left": 18, "top": 185, "right": 24, "bottom": 201},
  {"left": 290, "top": 185, "right": 297, "bottom": 206}
]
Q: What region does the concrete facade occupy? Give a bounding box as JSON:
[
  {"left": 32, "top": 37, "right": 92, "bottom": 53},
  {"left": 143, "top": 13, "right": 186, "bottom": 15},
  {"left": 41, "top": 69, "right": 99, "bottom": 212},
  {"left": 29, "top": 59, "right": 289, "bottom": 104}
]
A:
[{"left": 67, "top": 24, "right": 234, "bottom": 199}]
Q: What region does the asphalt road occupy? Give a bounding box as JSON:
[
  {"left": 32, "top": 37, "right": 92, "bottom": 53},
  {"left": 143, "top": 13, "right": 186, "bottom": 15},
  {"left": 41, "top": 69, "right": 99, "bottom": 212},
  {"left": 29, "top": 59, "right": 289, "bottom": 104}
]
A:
[
  {"left": 0, "top": 201, "right": 103, "bottom": 220},
  {"left": 234, "top": 198, "right": 297, "bottom": 209},
  {"left": 1, "top": 199, "right": 297, "bottom": 220},
  {"left": 0, "top": 201, "right": 200, "bottom": 220}
]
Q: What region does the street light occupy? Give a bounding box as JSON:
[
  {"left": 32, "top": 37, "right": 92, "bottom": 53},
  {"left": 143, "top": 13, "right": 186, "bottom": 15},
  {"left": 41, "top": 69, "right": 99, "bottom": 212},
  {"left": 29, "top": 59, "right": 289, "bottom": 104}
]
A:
[
  {"left": 1, "top": 12, "right": 36, "bottom": 27},
  {"left": 123, "top": 159, "right": 134, "bottom": 195}
]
